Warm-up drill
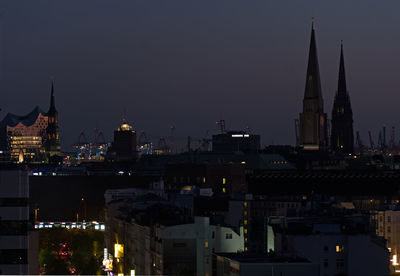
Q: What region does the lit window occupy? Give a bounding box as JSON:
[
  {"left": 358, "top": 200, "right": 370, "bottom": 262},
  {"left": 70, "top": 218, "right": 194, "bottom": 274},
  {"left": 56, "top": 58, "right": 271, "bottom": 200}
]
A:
[
  {"left": 244, "top": 237, "right": 248, "bottom": 242},
  {"left": 243, "top": 202, "right": 248, "bottom": 207},
  {"left": 244, "top": 220, "right": 248, "bottom": 225},
  {"left": 203, "top": 177, "right": 206, "bottom": 183},
  {"left": 222, "top": 188, "right": 226, "bottom": 193},
  {"left": 244, "top": 247, "right": 248, "bottom": 251},
  {"left": 205, "top": 241, "right": 208, "bottom": 248},
  {"left": 222, "top": 178, "right": 226, "bottom": 184},
  {"left": 244, "top": 229, "right": 247, "bottom": 234},
  {"left": 243, "top": 211, "right": 247, "bottom": 216},
  {"left": 336, "top": 245, "right": 344, "bottom": 252}
]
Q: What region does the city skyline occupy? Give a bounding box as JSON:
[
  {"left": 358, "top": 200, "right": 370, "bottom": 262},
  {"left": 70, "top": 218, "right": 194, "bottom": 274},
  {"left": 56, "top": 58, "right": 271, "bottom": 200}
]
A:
[{"left": 1, "top": 1, "right": 400, "bottom": 149}]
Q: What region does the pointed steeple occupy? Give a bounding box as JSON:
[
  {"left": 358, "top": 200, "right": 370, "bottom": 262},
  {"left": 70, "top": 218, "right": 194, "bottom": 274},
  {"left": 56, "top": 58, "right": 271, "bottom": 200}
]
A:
[
  {"left": 337, "top": 41, "right": 347, "bottom": 95},
  {"left": 299, "top": 19, "right": 328, "bottom": 151},
  {"left": 304, "top": 18, "right": 323, "bottom": 110},
  {"left": 45, "top": 76, "right": 61, "bottom": 162},
  {"left": 48, "top": 77, "right": 57, "bottom": 115},
  {"left": 331, "top": 41, "right": 354, "bottom": 154}
]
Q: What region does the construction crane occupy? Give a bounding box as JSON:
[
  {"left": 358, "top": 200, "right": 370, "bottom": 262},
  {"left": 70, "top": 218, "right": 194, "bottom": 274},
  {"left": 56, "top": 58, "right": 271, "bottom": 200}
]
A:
[
  {"left": 390, "top": 126, "right": 395, "bottom": 151},
  {"left": 368, "top": 130, "right": 374, "bottom": 150},
  {"left": 383, "top": 125, "right": 387, "bottom": 151},
  {"left": 169, "top": 125, "right": 175, "bottom": 153},
  {"left": 138, "top": 131, "right": 153, "bottom": 155},
  {"left": 155, "top": 137, "right": 170, "bottom": 155},
  {"left": 73, "top": 131, "right": 90, "bottom": 160},
  {"left": 196, "top": 130, "right": 211, "bottom": 152},
  {"left": 378, "top": 131, "right": 383, "bottom": 151},
  {"left": 216, "top": 119, "right": 226, "bottom": 134},
  {"left": 91, "top": 128, "right": 108, "bottom": 158},
  {"left": 138, "top": 131, "right": 149, "bottom": 146},
  {"left": 355, "top": 130, "right": 364, "bottom": 154}
]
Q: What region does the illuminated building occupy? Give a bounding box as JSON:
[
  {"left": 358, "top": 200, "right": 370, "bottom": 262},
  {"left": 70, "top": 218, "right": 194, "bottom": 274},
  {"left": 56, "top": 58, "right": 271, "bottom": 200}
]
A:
[
  {"left": 106, "top": 118, "right": 137, "bottom": 161},
  {"left": 0, "top": 81, "right": 61, "bottom": 163},
  {"left": 298, "top": 20, "right": 328, "bottom": 151},
  {"left": 372, "top": 209, "right": 400, "bottom": 273},
  {"left": 331, "top": 43, "right": 354, "bottom": 154},
  {"left": 0, "top": 106, "right": 48, "bottom": 163}
]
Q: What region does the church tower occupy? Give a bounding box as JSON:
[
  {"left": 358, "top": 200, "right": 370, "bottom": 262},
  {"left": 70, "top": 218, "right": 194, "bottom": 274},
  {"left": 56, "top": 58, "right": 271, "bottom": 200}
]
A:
[
  {"left": 331, "top": 42, "right": 354, "bottom": 154},
  {"left": 299, "top": 20, "right": 328, "bottom": 150},
  {"left": 45, "top": 79, "right": 61, "bottom": 161}
]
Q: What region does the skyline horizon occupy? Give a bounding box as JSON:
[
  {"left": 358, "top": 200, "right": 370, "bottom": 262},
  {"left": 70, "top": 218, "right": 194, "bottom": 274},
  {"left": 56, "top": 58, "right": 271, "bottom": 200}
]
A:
[{"left": 1, "top": 1, "right": 400, "bottom": 150}]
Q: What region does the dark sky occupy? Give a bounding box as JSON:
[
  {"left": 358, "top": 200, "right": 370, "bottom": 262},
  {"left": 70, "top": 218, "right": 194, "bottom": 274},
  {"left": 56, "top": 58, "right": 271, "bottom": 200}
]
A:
[{"left": 1, "top": 1, "right": 400, "bottom": 150}]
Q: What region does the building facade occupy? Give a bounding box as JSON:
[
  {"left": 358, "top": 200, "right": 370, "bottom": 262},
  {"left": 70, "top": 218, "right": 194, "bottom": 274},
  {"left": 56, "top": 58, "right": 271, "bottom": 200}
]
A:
[
  {"left": 0, "top": 107, "right": 48, "bottom": 163},
  {"left": 106, "top": 118, "right": 137, "bottom": 161},
  {"left": 0, "top": 170, "right": 38, "bottom": 274},
  {"left": 0, "top": 81, "right": 61, "bottom": 163},
  {"left": 212, "top": 131, "right": 260, "bottom": 153},
  {"left": 274, "top": 222, "right": 389, "bottom": 276},
  {"left": 372, "top": 209, "right": 400, "bottom": 273}
]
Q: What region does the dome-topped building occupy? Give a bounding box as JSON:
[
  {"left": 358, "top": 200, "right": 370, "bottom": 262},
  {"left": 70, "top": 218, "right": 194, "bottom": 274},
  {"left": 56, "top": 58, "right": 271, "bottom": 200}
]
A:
[{"left": 106, "top": 118, "right": 138, "bottom": 162}]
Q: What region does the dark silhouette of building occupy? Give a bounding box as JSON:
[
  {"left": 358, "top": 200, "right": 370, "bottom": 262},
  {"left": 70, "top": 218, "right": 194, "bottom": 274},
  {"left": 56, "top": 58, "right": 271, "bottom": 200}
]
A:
[
  {"left": 165, "top": 163, "right": 246, "bottom": 195},
  {"left": 212, "top": 131, "right": 260, "bottom": 153},
  {"left": 45, "top": 80, "right": 62, "bottom": 163},
  {"left": 107, "top": 118, "right": 137, "bottom": 161},
  {"left": 299, "top": 20, "right": 328, "bottom": 151},
  {"left": 331, "top": 43, "right": 354, "bottom": 154}
]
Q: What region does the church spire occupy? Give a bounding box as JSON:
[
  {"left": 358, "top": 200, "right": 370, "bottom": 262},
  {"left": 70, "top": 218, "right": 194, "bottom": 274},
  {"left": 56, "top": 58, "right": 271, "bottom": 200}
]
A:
[
  {"left": 48, "top": 76, "right": 56, "bottom": 115},
  {"left": 331, "top": 41, "right": 354, "bottom": 154},
  {"left": 45, "top": 76, "right": 61, "bottom": 162},
  {"left": 304, "top": 19, "right": 323, "bottom": 110},
  {"left": 298, "top": 19, "right": 328, "bottom": 151},
  {"left": 337, "top": 41, "right": 347, "bottom": 95}
]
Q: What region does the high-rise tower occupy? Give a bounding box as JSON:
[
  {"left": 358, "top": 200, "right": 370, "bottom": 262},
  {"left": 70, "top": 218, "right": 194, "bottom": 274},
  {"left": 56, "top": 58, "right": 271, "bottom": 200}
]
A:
[
  {"left": 299, "top": 20, "right": 328, "bottom": 150},
  {"left": 331, "top": 42, "right": 354, "bottom": 154},
  {"left": 45, "top": 79, "right": 61, "bottom": 161}
]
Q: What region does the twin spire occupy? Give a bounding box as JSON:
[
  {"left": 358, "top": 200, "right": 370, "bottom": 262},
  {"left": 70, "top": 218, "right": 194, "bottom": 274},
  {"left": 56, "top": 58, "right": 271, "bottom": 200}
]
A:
[{"left": 299, "top": 19, "right": 353, "bottom": 153}]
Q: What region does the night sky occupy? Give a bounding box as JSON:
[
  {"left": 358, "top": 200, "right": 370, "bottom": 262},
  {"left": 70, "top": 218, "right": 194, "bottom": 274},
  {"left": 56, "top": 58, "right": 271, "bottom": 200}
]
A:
[{"left": 1, "top": 1, "right": 400, "bottom": 150}]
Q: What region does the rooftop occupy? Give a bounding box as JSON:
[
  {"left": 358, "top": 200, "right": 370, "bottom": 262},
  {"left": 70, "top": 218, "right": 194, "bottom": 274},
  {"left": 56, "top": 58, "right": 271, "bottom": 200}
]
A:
[
  {"left": 216, "top": 252, "right": 310, "bottom": 264},
  {"left": 0, "top": 106, "right": 47, "bottom": 128}
]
